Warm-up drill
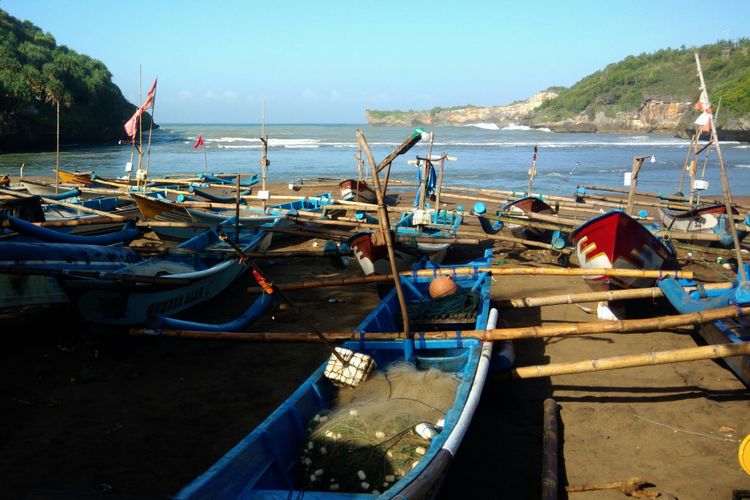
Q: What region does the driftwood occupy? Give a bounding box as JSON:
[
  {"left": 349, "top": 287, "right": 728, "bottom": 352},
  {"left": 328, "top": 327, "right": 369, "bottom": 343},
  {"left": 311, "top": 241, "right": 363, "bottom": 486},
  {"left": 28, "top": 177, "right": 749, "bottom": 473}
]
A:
[{"left": 566, "top": 476, "right": 658, "bottom": 498}]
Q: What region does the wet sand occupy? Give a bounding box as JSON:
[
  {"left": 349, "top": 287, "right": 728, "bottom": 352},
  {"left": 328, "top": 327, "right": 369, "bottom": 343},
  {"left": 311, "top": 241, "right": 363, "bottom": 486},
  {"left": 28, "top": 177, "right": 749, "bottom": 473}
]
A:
[{"left": 1, "top": 181, "right": 749, "bottom": 499}]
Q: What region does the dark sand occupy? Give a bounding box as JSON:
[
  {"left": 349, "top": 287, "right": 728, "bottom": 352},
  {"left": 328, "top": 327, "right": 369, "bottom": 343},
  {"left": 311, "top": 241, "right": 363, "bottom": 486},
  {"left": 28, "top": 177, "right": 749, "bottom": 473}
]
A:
[{"left": 1, "top": 182, "right": 749, "bottom": 499}]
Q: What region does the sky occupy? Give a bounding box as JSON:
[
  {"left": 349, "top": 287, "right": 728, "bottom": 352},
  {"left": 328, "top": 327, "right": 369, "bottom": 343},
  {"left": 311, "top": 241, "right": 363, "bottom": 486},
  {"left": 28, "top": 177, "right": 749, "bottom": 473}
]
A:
[{"left": 2, "top": 0, "right": 749, "bottom": 124}]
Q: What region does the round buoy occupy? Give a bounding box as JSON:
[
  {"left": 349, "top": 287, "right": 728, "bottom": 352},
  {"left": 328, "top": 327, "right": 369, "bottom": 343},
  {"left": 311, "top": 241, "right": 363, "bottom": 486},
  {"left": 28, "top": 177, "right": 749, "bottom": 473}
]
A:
[
  {"left": 429, "top": 276, "right": 458, "bottom": 299},
  {"left": 740, "top": 434, "right": 750, "bottom": 475}
]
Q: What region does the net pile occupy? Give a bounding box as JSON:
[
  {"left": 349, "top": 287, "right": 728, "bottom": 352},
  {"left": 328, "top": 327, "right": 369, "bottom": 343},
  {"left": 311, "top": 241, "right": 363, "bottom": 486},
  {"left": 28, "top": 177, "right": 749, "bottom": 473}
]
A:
[{"left": 298, "top": 362, "right": 459, "bottom": 494}]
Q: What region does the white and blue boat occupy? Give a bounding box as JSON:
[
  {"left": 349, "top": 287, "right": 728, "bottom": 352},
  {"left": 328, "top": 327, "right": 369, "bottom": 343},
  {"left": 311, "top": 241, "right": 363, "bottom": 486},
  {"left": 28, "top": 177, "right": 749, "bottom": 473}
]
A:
[
  {"left": 175, "top": 249, "right": 511, "bottom": 499},
  {"left": 58, "top": 227, "right": 269, "bottom": 327}
]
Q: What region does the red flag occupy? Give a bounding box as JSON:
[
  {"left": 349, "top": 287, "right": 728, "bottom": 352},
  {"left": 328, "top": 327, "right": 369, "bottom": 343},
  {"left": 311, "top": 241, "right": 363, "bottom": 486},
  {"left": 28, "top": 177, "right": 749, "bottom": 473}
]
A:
[
  {"left": 123, "top": 79, "right": 158, "bottom": 139},
  {"left": 193, "top": 134, "right": 204, "bottom": 150},
  {"left": 124, "top": 109, "right": 140, "bottom": 139},
  {"left": 141, "top": 78, "right": 158, "bottom": 110}
]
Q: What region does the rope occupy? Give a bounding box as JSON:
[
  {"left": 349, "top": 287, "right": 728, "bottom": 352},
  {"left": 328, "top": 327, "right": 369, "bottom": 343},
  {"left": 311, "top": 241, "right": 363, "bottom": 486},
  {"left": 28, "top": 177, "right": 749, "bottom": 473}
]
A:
[{"left": 407, "top": 291, "right": 481, "bottom": 318}]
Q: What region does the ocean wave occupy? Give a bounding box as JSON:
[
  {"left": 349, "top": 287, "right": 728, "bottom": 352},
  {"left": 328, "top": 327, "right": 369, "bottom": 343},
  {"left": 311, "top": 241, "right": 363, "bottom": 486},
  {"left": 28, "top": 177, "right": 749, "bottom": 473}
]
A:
[
  {"left": 463, "top": 122, "right": 500, "bottom": 130},
  {"left": 210, "top": 137, "right": 260, "bottom": 143},
  {"left": 502, "top": 124, "right": 533, "bottom": 131},
  {"left": 734, "top": 164, "right": 750, "bottom": 168}
]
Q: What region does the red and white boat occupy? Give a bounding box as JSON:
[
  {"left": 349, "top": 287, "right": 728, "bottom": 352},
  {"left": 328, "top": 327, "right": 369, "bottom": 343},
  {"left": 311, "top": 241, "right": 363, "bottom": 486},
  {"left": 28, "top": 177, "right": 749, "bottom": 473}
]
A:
[{"left": 571, "top": 210, "right": 678, "bottom": 291}]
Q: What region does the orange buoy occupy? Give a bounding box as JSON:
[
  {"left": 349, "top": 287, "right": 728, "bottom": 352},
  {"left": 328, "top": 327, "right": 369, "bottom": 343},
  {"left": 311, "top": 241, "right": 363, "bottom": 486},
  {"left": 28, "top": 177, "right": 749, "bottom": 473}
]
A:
[{"left": 429, "top": 276, "right": 458, "bottom": 299}]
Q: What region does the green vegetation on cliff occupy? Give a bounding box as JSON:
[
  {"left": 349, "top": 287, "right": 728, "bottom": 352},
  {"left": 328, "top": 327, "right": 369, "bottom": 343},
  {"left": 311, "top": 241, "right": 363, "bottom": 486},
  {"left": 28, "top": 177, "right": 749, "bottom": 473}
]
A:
[
  {"left": 534, "top": 40, "right": 750, "bottom": 121},
  {"left": 0, "top": 10, "right": 151, "bottom": 152}
]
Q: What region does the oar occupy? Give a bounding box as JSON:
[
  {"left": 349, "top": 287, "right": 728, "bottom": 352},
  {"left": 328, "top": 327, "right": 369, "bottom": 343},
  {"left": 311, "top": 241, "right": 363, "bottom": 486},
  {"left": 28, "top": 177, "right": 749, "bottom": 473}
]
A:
[
  {"left": 246, "top": 267, "right": 693, "bottom": 293},
  {"left": 130, "top": 301, "right": 749, "bottom": 341}
]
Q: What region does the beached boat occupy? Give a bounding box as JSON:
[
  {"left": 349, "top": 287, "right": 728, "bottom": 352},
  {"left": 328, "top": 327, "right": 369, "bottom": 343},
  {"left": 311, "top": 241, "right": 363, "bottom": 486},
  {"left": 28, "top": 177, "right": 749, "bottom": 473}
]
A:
[
  {"left": 0, "top": 242, "right": 141, "bottom": 317},
  {"left": 56, "top": 168, "right": 99, "bottom": 186},
  {"left": 571, "top": 210, "right": 678, "bottom": 290},
  {"left": 658, "top": 203, "right": 748, "bottom": 247},
  {"left": 338, "top": 179, "right": 377, "bottom": 204},
  {"left": 58, "top": 228, "right": 267, "bottom": 327},
  {"left": 349, "top": 207, "right": 463, "bottom": 276},
  {"left": 658, "top": 271, "right": 750, "bottom": 387},
  {"left": 0, "top": 192, "right": 139, "bottom": 243},
  {"left": 175, "top": 250, "right": 506, "bottom": 499},
  {"left": 473, "top": 196, "right": 563, "bottom": 246}
]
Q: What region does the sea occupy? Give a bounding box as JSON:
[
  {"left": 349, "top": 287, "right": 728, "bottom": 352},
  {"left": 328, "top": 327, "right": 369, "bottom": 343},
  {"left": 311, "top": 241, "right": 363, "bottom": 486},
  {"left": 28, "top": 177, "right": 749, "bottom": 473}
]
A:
[{"left": 2, "top": 123, "right": 750, "bottom": 197}]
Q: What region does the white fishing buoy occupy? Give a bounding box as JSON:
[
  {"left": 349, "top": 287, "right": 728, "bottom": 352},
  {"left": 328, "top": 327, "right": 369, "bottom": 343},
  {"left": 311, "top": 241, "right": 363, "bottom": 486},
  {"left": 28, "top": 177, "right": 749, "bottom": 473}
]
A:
[{"left": 415, "top": 422, "right": 437, "bottom": 440}]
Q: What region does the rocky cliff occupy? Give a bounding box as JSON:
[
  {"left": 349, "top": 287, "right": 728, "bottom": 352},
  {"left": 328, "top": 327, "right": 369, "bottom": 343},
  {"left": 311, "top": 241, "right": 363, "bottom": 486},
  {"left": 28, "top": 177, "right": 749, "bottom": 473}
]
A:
[
  {"left": 366, "top": 95, "right": 750, "bottom": 141},
  {"left": 365, "top": 91, "right": 558, "bottom": 127}
]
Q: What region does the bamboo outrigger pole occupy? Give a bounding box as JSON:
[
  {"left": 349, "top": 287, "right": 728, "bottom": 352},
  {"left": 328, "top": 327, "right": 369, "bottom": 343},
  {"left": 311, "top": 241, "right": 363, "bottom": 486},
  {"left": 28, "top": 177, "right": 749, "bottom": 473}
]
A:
[
  {"left": 131, "top": 303, "right": 750, "bottom": 342},
  {"left": 246, "top": 267, "right": 693, "bottom": 294}
]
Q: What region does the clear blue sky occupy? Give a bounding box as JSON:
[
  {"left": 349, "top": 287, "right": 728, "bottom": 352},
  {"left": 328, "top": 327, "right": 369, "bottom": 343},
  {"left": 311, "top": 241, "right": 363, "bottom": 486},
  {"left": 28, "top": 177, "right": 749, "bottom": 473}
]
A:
[{"left": 2, "top": 0, "right": 749, "bottom": 123}]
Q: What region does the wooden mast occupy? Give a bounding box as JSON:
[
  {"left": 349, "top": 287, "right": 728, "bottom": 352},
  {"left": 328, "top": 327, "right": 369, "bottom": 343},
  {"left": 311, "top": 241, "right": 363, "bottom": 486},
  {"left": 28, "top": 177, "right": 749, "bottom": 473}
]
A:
[
  {"left": 357, "top": 130, "right": 411, "bottom": 345},
  {"left": 527, "top": 145, "right": 538, "bottom": 196},
  {"left": 694, "top": 52, "right": 746, "bottom": 282}
]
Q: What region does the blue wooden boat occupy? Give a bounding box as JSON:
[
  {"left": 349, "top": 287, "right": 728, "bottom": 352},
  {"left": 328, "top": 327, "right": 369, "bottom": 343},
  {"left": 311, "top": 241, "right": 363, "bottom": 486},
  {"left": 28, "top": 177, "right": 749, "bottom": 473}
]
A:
[
  {"left": 658, "top": 267, "right": 750, "bottom": 387},
  {"left": 132, "top": 192, "right": 336, "bottom": 246},
  {"left": 0, "top": 241, "right": 141, "bottom": 316},
  {"left": 0, "top": 191, "right": 140, "bottom": 242},
  {"left": 1, "top": 212, "right": 143, "bottom": 245},
  {"left": 58, "top": 228, "right": 268, "bottom": 327},
  {"left": 175, "top": 249, "right": 510, "bottom": 499}
]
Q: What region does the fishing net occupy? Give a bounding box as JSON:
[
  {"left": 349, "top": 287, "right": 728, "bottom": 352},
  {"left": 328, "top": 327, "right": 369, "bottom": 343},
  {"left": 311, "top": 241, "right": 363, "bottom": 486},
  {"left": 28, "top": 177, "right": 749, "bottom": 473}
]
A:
[
  {"left": 298, "top": 362, "right": 459, "bottom": 494},
  {"left": 407, "top": 290, "right": 481, "bottom": 323}
]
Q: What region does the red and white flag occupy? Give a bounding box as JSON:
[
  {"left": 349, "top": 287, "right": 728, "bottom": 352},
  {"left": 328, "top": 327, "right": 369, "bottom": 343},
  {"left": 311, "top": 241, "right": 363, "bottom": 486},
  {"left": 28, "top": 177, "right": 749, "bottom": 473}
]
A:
[
  {"left": 123, "top": 78, "right": 158, "bottom": 139},
  {"left": 124, "top": 109, "right": 140, "bottom": 139},
  {"left": 193, "top": 134, "right": 204, "bottom": 150}
]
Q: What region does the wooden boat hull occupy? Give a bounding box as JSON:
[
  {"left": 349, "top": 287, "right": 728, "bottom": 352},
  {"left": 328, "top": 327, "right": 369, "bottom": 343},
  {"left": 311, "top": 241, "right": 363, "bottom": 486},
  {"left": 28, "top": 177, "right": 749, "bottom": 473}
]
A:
[
  {"left": 176, "top": 252, "right": 502, "bottom": 499},
  {"left": 339, "top": 179, "right": 377, "bottom": 204},
  {"left": 56, "top": 169, "right": 98, "bottom": 186},
  {"left": 59, "top": 230, "right": 267, "bottom": 327},
  {"left": 700, "top": 318, "right": 750, "bottom": 387},
  {"left": 0, "top": 242, "right": 140, "bottom": 316},
  {"left": 500, "top": 196, "right": 554, "bottom": 240},
  {"left": 571, "top": 210, "right": 677, "bottom": 290},
  {"left": 349, "top": 210, "right": 462, "bottom": 276},
  {"left": 659, "top": 276, "right": 750, "bottom": 387}
]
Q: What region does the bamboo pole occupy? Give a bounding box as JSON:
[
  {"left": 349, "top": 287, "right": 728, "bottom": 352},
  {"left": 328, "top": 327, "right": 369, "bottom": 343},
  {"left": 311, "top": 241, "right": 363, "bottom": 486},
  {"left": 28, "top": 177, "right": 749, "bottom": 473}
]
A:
[
  {"left": 130, "top": 304, "right": 750, "bottom": 341},
  {"left": 512, "top": 342, "right": 750, "bottom": 379},
  {"left": 496, "top": 281, "right": 733, "bottom": 309},
  {"left": 695, "top": 52, "right": 747, "bottom": 282},
  {"left": 358, "top": 129, "right": 411, "bottom": 342},
  {"left": 246, "top": 267, "right": 693, "bottom": 293},
  {"left": 528, "top": 145, "right": 538, "bottom": 196}
]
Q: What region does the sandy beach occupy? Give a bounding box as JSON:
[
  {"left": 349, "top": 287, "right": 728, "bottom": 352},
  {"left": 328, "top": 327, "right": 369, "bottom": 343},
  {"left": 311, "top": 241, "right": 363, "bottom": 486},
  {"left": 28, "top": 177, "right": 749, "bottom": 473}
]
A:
[{"left": 1, "top": 181, "right": 749, "bottom": 499}]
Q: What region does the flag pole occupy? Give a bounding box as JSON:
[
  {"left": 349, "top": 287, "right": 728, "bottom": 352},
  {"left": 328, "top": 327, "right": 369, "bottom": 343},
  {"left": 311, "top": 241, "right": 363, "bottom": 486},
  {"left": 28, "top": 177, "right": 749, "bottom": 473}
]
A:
[
  {"left": 136, "top": 65, "right": 143, "bottom": 191},
  {"left": 144, "top": 76, "right": 158, "bottom": 189},
  {"left": 202, "top": 131, "right": 208, "bottom": 174},
  {"left": 260, "top": 102, "right": 268, "bottom": 211}
]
